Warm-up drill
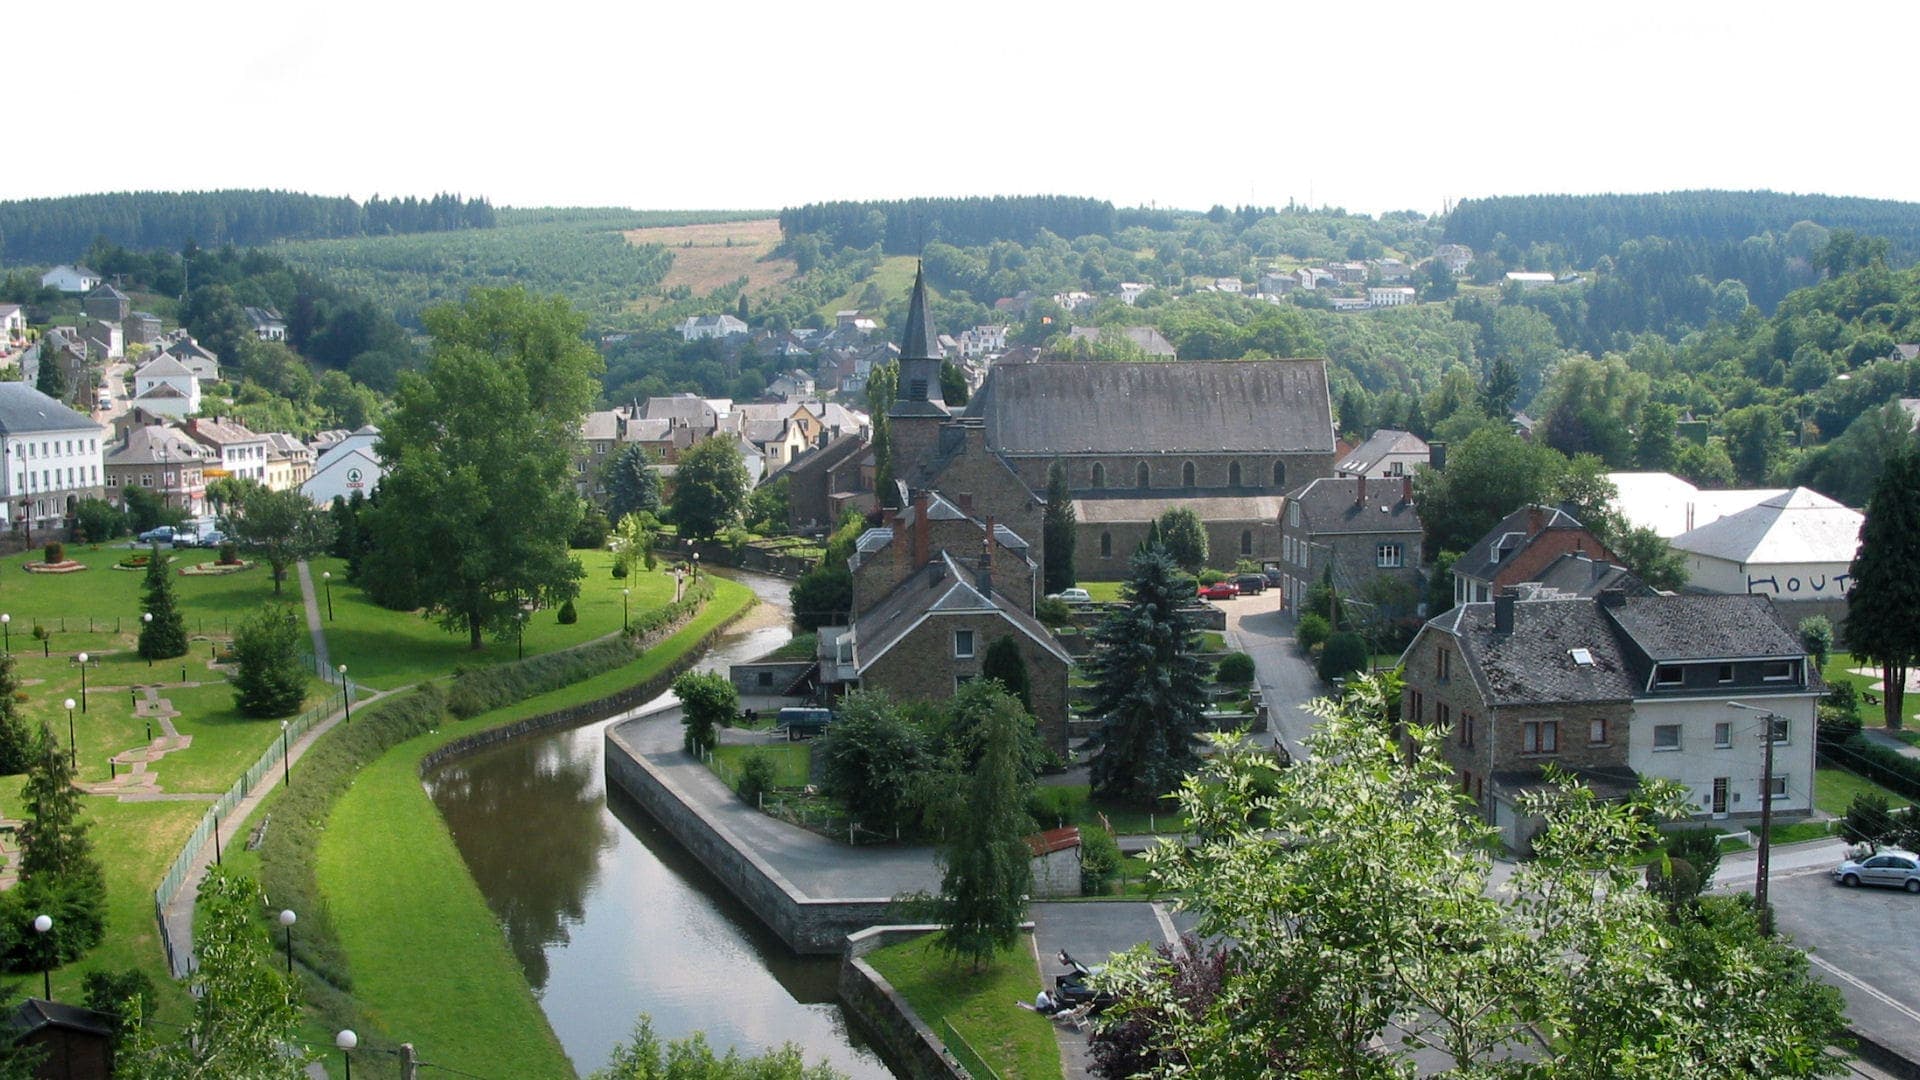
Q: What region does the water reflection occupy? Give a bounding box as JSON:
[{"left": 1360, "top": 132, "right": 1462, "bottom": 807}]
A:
[{"left": 424, "top": 571, "right": 893, "bottom": 1078}]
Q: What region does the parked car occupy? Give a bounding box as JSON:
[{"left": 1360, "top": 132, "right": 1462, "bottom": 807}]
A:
[
  {"left": 1234, "top": 574, "right": 1267, "bottom": 595},
  {"left": 1046, "top": 587, "right": 1092, "bottom": 605},
  {"left": 1199, "top": 581, "right": 1240, "bottom": 600},
  {"left": 1832, "top": 849, "right": 1920, "bottom": 892},
  {"left": 136, "top": 526, "right": 177, "bottom": 544},
  {"left": 182, "top": 529, "right": 227, "bottom": 549},
  {"left": 778, "top": 706, "right": 834, "bottom": 741},
  {"left": 1262, "top": 567, "right": 1284, "bottom": 586}
]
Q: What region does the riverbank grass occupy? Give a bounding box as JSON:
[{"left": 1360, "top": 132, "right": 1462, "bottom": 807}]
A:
[
  {"left": 865, "top": 932, "right": 1061, "bottom": 1080},
  {"left": 307, "top": 577, "right": 755, "bottom": 1078}
]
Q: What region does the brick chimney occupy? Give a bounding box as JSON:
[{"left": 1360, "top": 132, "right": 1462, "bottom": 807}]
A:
[
  {"left": 977, "top": 516, "right": 995, "bottom": 596},
  {"left": 912, "top": 491, "right": 930, "bottom": 569},
  {"left": 1493, "top": 588, "right": 1516, "bottom": 635},
  {"left": 1401, "top": 475, "right": 1413, "bottom": 504},
  {"left": 1355, "top": 474, "right": 1367, "bottom": 508},
  {"left": 1527, "top": 505, "right": 1545, "bottom": 535}
]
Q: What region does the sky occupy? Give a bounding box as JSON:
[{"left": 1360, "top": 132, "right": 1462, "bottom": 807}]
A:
[{"left": 12, "top": 0, "right": 1919, "bottom": 217}]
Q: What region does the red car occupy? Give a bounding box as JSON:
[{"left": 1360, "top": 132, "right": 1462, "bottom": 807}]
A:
[{"left": 1199, "top": 581, "right": 1240, "bottom": 600}]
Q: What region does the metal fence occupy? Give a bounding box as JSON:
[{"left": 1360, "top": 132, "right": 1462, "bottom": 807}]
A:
[{"left": 942, "top": 1019, "right": 1002, "bottom": 1080}]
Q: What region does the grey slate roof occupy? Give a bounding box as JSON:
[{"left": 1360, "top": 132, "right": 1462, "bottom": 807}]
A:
[
  {"left": 0, "top": 383, "right": 99, "bottom": 434},
  {"left": 136, "top": 354, "right": 194, "bottom": 379},
  {"left": 1436, "top": 600, "right": 1638, "bottom": 707},
  {"left": 106, "top": 424, "right": 215, "bottom": 467},
  {"left": 1523, "top": 552, "right": 1649, "bottom": 599},
  {"left": 1073, "top": 493, "right": 1284, "bottom": 524},
  {"left": 1456, "top": 503, "right": 1588, "bottom": 583},
  {"left": 963, "top": 359, "right": 1335, "bottom": 456},
  {"left": 1335, "top": 428, "right": 1428, "bottom": 474},
  {"left": 1605, "top": 593, "right": 1802, "bottom": 662},
  {"left": 852, "top": 552, "right": 1070, "bottom": 672},
  {"left": 1283, "top": 476, "right": 1421, "bottom": 535}
]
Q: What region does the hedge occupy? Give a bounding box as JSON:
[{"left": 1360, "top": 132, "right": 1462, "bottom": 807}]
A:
[{"left": 1823, "top": 736, "right": 1920, "bottom": 804}]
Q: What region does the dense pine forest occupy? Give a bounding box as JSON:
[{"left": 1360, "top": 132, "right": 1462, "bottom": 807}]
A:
[{"left": 778, "top": 196, "right": 1117, "bottom": 255}]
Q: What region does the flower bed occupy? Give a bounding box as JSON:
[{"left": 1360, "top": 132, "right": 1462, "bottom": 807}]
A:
[
  {"left": 23, "top": 560, "right": 88, "bottom": 574},
  {"left": 179, "top": 560, "right": 255, "bottom": 576},
  {"left": 114, "top": 554, "right": 152, "bottom": 570}
]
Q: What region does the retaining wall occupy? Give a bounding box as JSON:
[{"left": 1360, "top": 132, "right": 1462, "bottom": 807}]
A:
[
  {"left": 729, "top": 660, "right": 815, "bottom": 697},
  {"left": 603, "top": 721, "right": 899, "bottom": 954},
  {"left": 839, "top": 926, "right": 967, "bottom": 1080}
]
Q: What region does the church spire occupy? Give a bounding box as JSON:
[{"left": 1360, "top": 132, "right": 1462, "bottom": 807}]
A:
[{"left": 900, "top": 262, "right": 934, "bottom": 360}]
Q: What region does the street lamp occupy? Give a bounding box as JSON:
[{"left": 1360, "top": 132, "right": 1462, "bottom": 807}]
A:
[
  {"left": 517, "top": 610, "right": 527, "bottom": 660},
  {"left": 73, "top": 652, "right": 90, "bottom": 713},
  {"left": 335, "top": 1029, "right": 357, "bottom": 1080},
  {"left": 280, "top": 720, "right": 290, "bottom": 787},
  {"left": 278, "top": 909, "right": 296, "bottom": 974},
  {"left": 2, "top": 612, "right": 10, "bottom": 653},
  {"left": 322, "top": 570, "right": 333, "bottom": 621},
  {"left": 32, "top": 914, "right": 51, "bottom": 999},
  {"left": 337, "top": 665, "right": 349, "bottom": 723},
  {"left": 63, "top": 699, "right": 76, "bottom": 770},
  {"left": 622, "top": 587, "right": 630, "bottom": 632},
  {"left": 1727, "top": 700, "right": 1784, "bottom": 936},
  {"left": 141, "top": 612, "right": 153, "bottom": 666}
]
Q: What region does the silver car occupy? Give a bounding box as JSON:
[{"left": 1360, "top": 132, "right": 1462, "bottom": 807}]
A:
[{"left": 1832, "top": 849, "right": 1920, "bottom": 893}]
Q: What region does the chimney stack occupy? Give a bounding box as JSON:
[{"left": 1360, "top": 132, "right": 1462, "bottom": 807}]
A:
[
  {"left": 1401, "top": 475, "right": 1413, "bottom": 505},
  {"left": 912, "top": 491, "right": 931, "bottom": 569},
  {"left": 1356, "top": 474, "right": 1367, "bottom": 508},
  {"left": 1493, "top": 588, "right": 1516, "bottom": 635},
  {"left": 1528, "top": 505, "right": 1545, "bottom": 535},
  {"left": 978, "top": 516, "right": 995, "bottom": 596},
  {"left": 1592, "top": 557, "right": 1609, "bottom": 584}
]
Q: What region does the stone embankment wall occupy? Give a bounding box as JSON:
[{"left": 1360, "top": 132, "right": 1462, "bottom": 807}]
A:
[{"left": 839, "top": 926, "right": 967, "bottom": 1080}]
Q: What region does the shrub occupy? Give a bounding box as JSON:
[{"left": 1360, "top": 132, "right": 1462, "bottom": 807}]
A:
[
  {"left": 1664, "top": 828, "right": 1723, "bottom": 891},
  {"left": 1036, "top": 596, "right": 1073, "bottom": 628},
  {"left": 557, "top": 598, "right": 578, "bottom": 625},
  {"left": 1841, "top": 792, "right": 1899, "bottom": 846},
  {"left": 1798, "top": 616, "right": 1834, "bottom": 669},
  {"left": 1215, "top": 652, "right": 1256, "bottom": 684},
  {"left": 611, "top": 560, "right": 629, "bottom": 579},
  {"left": 1079, "top": 824, "right": 1122, "bottom": 896},
  {"left": 570, "top": 507, "right": 610, "bottom": 550},
  {"left": 218, "top": 541, "right": 240, "bottom": 565},
  {"left": 737, "top": 752, "right": 777, "bottom": 805},
  {"left": 1197, "top": 569, "right": 1228, "bottom": 586},
  {"left": 72, "top": 499, "right": 127, "bottom": 544},
  {"left": 673, "top": 670, "right": 736, "bottom": 755},
  {"left": 1296, "top": 613, "right": 1331, "bottom": 652},
  {"left": 1828, "top": 736, "right": 1920, "bottom": 803},
  {"left": 42, "top": 541, "right": 63, "bottom": 565},
  {"left": 1317, "top": 632, "right": 1368, "bottom": 683}
]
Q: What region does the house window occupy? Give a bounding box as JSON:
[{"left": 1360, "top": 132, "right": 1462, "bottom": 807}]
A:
[
  {"left": 1459, "top": 711, "right": 1475, "bottom": 748},
  {"left": 1100, "top": 532, "right": 1112, "bottom": 558},
  {"left": 1714, "top": 721, "right": 1732, "bottom": 748},
  {"left": 1240, "top": 530, "right": 1253, "bottom": 556},
  {"left": 1407, "top": 689, "right": 1423, "bottom": 725},
  {"left": 1654, "top": 724, "right": 1681, "bottom": 751},
  {"left": 1589, "top": 718, "right": 1607, "bottom": 745},
  {"left": 1182, "top": 461, "right": 1196, "bottom": 487},
  {"left": 1287, "top": 504, "right": 1300, "bottom": 527},
  {"left": 1437, "top": 703, "right": 1450, "bottom": 734},
  {"left": 1376, "top": 543, "right": 1403, "bottom": 568},
  {"left": 1767, "top": 775, "right": 1788, "bottom": 799},
  {"left": 1654, "top": 664, "right": 1684, "bottom": 688},
  {"left": 1523, "top": 721, "right": 1558, "bottom": 754},
  {"left": 1761, "top": 660, "right": 1794, "bottom": 682},
  {"left": 1136, "top": 461, "right": 1150, "bottom": 488},
  {"left": 1717, "top": 664, "right": 1733, "bottom": 683},
  {"left": 1228, "top": 461, "right": 1242, "bottom": 487},
  {"left": 953, "top": 629, "right": 975, "bottom": 659},
  {"left": 1091, "top": 462, "right": 1105, "bottom": 489},
  {"left": 1437, "top": 648, "right": 1452, "bottom": 681},
  {"left": 1273, "top": 461, "right": 1286, "bottom": 487},
  {"left": 1770, "top": 718, "right": 1790, "bottom": 745}
]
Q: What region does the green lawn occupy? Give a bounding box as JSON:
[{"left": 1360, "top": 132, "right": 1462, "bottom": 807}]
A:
[
  {"left": 305, "top": 578, "right": 755, "bottom": 1078},
  {"left": 712, "top": 743, "right": 811, "bottom": 789},
  {"left": 1080, "top": 581, "right": 1125, "bottom": 603},
  {"left": 1030, "top": 784, "right": 1188, "bottom": 835},
  {"left": 310, "top": 553, "right": 679, "bottom": 689},
  {"left": 1815, "top": 764, "right": 1909, "bottom": 816},
  {"left": 865, "top": 933, "right": 1060, "bottom": 1080},
  {"left": 153, "top": 679, "right": 328, "bottom": 794}
]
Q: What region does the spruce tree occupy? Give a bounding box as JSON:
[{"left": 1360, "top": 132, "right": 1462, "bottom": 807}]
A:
[
  {"left": 13, "top": 724, "right": 107, "bottom": 962},
  {"left": 602, "top": 444, "right": 662, "bottom": 523},
  {"left": 138, "top": 544, "right": 190, "bottom": 660},
  {"left": 980, "top": 635, "right": 1032, "bottom": 713},
  {"left": 1043, "top": 459, "right": 1076, "bottom": 595},
  {"left": 1846, "top": 447, "right": 1920, "bottom": 730},
  {"left": 35, "top": 351, "right": 69, "bottom": 403},
  {"left": 0, "top": 653, "right": 34, "bottom": 775},
  {"left": 1087, "top": 548, "right": 1210, "bottom": 803},
  {"left": 932, "top": 684, "right": 1033, "bottom": 968},
  {"left": 230, "top": 606, "right": 307, "bottom": 718}
]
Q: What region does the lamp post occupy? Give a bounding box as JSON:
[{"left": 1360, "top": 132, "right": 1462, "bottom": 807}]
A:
[
  {"left": 322, "top": 571, "right": 333, "bottom": 621},
  {"left": 32, "top": 914, "right": 51, "bottom": 999},
  {"left": 73, "top": 652, "right": 90, "bottom": 713},
  {"left": 335, "top": 1029, "right": 357, "bottom": 1080},
  {"left": 2, "top": 612, "right": 10, "bottom": 653},
  {"left": 1726, "top": 700, "right": 1783, "bottom": 936},
  {"left": 63, "top": 698, "right": 76, "bottom": 769},
  {"left": 517, "top": 610, "right": 527, "bottom": 661},
  {"left": 280, "top": 720, "right": 290, "bottom": 787},
  {"left": 141, "top": 612, "right": 153, "bottom": 666},
  {"left": 278, "top": 909, "right": 296, "bottom": 974},
  {"left": 338, "top": 665, "right": 349, "bottom": 722},
  {"left": 622, "top": 588, "right": 630, "bottom": 632}
]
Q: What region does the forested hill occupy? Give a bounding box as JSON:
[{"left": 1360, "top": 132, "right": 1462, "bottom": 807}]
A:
[
  {"left": 778, "top": 196, "right": 1115, "bottom": 254},
  {"left": 1445, "top": 191, "right": 1920, "bottom": 266},
  {"left": 0, "top": 190, "right": 494, "bottom": 263}
]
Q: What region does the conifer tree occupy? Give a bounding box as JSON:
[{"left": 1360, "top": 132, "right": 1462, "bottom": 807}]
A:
[
  {"left": 230, "top": 606, "right": 307, "bottom": 718},
  {"left": 1043, "top": 459, "right": 1076, "bottom": 594},
  {"left": 138, "top": 544, "right": 189, "bottom": 660},
  {"left": 931, "top": 685, "right": 1033, "bottom": 968},
  {"left": 10, "top": 724, "right": 107, "bottom": 963},
  {"left": 1087, "top": 548, "right": 1210, "bottom": 802},
  {"left": 1846, "top": 447, "right": 1920, "bottom": 730},
  {"left": 34, "top": 351, "right": 68, "bottom": 403},
  {"left": 0, "top": 653, "right": 34, "bottom": 775},
  {"left": 980, "top": 635, "right": 1032, "bottom": 713}
]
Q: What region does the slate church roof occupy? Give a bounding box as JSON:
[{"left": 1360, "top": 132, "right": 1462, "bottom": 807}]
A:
[{"left": 962, "top": 359, "right": 1335, "bottom": 456}]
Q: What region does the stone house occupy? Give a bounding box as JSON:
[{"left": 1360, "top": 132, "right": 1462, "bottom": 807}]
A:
[
  {"left": 1276, "top": 474, "right": 1424, "bottom": 616},
  {"left": 1401, "top": 589, "right": 1819, "bottom": 850},
  {"left": 1334, "top": 428, "right": 1429, "bottom": 479},
  {"left": 775, "top": 433, "right": 869, "bottom": 533},
  {"left": 105, "top": 423, "right": 215, "bottom": 516},
  {"left": 125, "top": 310, "right": 163, "bottom": 345},
  {"left": 84, "top": 282, "right": 130, "bottom": 322},
  {"left": 1452, "top": 504, "right": 1616, "bottom": 607}
]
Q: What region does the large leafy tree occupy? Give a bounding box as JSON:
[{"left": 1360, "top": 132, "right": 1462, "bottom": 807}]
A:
[
  {"left": 230, "top": 605, "right": 307, "bottom": 718},
  {"left": 672, "top": 670, "right": 736, "bottom": 755},
  {"left": 221, "top": 485, "right": 334, "bottom": 595},
  {"left": 591, "top": 1015, "right": 841, "bottom": 1080},
  {"left": 1102, "top": 674, "right": 1847, "bottom": 1077},
  {"left": 1846, "top": 446, "right": 1920, "bottom": 730},
  {"left": 670, "top": 437, "right": 750, "bottom": 541},
  {"left": 368, "top": 288, "right": 598, "bottom": 650},
  {"left": 137, "top": 544, "right": 189, "bottom": 660},
  {"left": 1087, "top": 548, "right": 1210, "bottom": 803},
  {"left": 1155, "top": 508, "right": 1208, "bottom": 575},
  {"left": 602, "top": 444, "right": 662, "bottom": 523},
  {"left": 1413, "top": 423, "right": 1568, "bottom": 554},
  {"left": 816, "top": 691, "right": 928, "bottom": 828},
  {"left": 1042, "top": 459, "right": 1076, "bottom": 594},
  {"left": 117, "top": 869, "right": 311, "bottom": 1079}
]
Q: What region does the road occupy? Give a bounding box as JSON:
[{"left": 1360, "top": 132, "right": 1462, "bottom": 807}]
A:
[{"left": 1213, "top": 587, "right": 1326, "bottom": 758}]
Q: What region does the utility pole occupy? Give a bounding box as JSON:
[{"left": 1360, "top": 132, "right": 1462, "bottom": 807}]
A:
[
  {"left": 1726, "top": 701, "right": 1779, "bottom": 936},
  {"left": 399, "top": 1043, "right": 419, "bottom": 1080}
]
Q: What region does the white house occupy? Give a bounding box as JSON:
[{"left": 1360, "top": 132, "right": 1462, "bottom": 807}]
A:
[
  {"left": 183, "top": 417, "right": 270, "bottom": 483},
  {"left": 0, "top": 304, "right": 25, "bottom": 338},
  {"left": 676, "top": 314, "right": 748, "bottom": 342},
  {"left": 39, "top": 265, "right": 101, "bottom": 293},
  {"left": 1366, "top": 286, "right": 1416, "bottom": 307},
  {"left": 1667, "top": 488, "right": 1862, "bottom": 605},
  {"left": 132, "top": 355, "right": 202, "bottom": 418},
  {"left": 0, "top": 383, "right": 107, "bottom": 536},
  {"left": 244, "top": 306, "right": 288, "bottom": 342},
  {"left": 1505, "top": 271, "right": 1557, "bottom": 289},
  {"left": 159, "top": 337, "right": 221, "bottom": 382},
  {"left": 302, "top": 425, "right": 384, "bottom": 506},
  {"left": 1116, "top": 282, "right": 1150, "bottom": 305}
]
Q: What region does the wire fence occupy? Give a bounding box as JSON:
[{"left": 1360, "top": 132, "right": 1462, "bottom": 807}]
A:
[{"left": 942, "top": 1019, "right": 1002, "bottom": 1080}]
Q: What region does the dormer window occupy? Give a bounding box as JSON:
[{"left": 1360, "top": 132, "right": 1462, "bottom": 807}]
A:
[
  {"left": 1654, "top": 664, "right": 1684, "bottom": 688},
  {"left": 1717, "top": 664, "right": 1734, "bottom": 683},
  {"left": 1761, "top": 660, "right": 1795, "bottom": 682}
]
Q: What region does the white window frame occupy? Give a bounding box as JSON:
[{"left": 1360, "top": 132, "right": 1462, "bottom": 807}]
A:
[
  {"left": 1761, "top": 660, "right": 1794, "bottom": 682},
  {"left": 1654, "top": 664, "right": 1684, "bottom": 688},
  {"left": 1376, "top": 542, "right": 1403, "bottom": 569},
  {"left": 1766, "top": 774, "right": 1788, "bottom": 798},
  {"left": 1654, "top": 724, "right": 1681, "bottom": 751},
  {"left": 1523, "top": 720, "right": 1558, "bottom": 754},
  {"left": 953, "top": 629, "right": 975, "bottom": 660},
  {"left": 1714, "top": 721, "right": 1732, "bottom": 749}
]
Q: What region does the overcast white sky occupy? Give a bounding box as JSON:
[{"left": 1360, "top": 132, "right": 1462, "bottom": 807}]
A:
[{"left": 11, "top": 1, "right": 1916, "bottom": 216}]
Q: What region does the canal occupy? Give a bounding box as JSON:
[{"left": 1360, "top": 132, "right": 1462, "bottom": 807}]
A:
[{"left": 423, "top": 570, "right": 893, "bottom": 1078}]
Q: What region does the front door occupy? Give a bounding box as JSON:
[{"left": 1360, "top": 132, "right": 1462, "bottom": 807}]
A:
[{"left": 1711, "top": 777, "right": 1729, "bottom": 817}]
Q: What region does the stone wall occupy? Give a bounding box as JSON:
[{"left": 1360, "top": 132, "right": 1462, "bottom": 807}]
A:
[
  {"left": 1007, "top": 451, "right": 1333, "bottom": 495},
  {"left": 861, "top": 611, "right": 1070, "bottom": 754},
  {"left": 840, "top": 926, "right": 970, "bottom": 1080},
  {"left": 729, "top": 661, "right": 815, "bottom": 698},
  {"left": 603, "top": 720, "right": 900, "bottom": 955}
]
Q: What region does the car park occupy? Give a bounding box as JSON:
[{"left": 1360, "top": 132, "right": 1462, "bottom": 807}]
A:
[
  {"left": 1046, "top": 587, "right": 1092, "bottom": 604},
  {"left": 1199, "top": 581, "right": 1239, "bottom": 600},
  {"left": 1832, "top": 849, "right": 1920, "bottom": 892}
]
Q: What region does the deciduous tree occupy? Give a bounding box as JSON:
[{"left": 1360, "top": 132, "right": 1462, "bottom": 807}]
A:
[
  {"left": 1155, "top": 508, "right": 1208, "bottom": 575},
  {"left": 672, "top": 670, "right": 737, "bottom": 755},
  {"left": 221, "top": 486, "right": 334, "bottom": 595},
  {"left": 980, "top": 634, "right": 1031, "bottom": 713},
  {"left": 928, "top": 683, "right": 1033, "bottom": 967},
  {"left": 670, "top": 437, "right": 750, "bottom": 541},
  {"left": 230, "top": 605, "right": 307, "bottom": 718}
]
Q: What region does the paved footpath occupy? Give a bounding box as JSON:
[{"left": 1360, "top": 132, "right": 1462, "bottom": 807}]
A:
[{"left": 1216, "top": 589, "right": 1325, "bottom": 758}]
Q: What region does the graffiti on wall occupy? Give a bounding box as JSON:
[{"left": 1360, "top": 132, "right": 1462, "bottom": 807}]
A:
[{"left": 1746, "top": 571, "right": 1850, "bottom": 597}]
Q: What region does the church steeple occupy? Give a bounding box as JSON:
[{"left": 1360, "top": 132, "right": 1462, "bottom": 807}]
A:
[{"left": 891, "top": 262, "right": 948, "bottom": 418}]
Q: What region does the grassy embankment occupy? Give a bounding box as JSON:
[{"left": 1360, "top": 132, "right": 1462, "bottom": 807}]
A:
[
  {"left": 865, "top": 933, "right": 1060, "bottom": 1080},
  {"left": 276, "top": 574, "right": 756, "bottom": 1079}
]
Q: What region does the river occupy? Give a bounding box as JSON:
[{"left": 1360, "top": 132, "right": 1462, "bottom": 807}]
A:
[{"left": 423, "top": 570, "right": 893, "bottom": 1078}]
